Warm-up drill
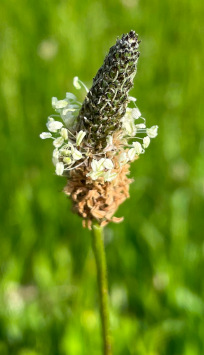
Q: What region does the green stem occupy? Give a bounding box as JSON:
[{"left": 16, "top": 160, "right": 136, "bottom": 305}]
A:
[{"left": 91, "top": 223, "right": 112, "bottom": 355}]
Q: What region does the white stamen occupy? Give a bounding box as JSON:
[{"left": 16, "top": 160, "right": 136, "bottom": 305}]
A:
[
  {"left": 40, "top": 132, "right": 52, "bottom": 139},
  {"left": 55, "top": 162, "right": 64, "bottom": 175}
]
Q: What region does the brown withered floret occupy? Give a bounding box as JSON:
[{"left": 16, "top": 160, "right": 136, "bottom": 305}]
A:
[{"left": 64, "top": 161, "right": 132, "bottom": 230}]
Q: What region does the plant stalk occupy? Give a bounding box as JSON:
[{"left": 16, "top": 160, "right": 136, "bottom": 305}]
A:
[{"left": 91, "top": 223, "right": 112, "bottom": 355}]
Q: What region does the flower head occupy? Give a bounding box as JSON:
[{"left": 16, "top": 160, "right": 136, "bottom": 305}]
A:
[{"left": 40, "top": 31, "right": 158, "bottom": 229}]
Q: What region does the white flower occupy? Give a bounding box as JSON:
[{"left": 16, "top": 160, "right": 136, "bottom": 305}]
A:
[
  {"left": 103, "top": 159, "right": 114, "bottom": 170},
  {"left": 60, "top": 150, "right": 69, "bottom": 157},
  {"left": 91, "top": 158, "right": 105, "bottom": 172},
  {"left": 76, "top": 130, "right": 86, "bottom": 146},
  {"left": 55, "top": 100, "right": 68, "bottom": 109},
  {"left": 124, "top": 107, "right": 140, "bottom": 120},
  {"left": 87, "top": 158, "right": 113, "bottom": 181},
  {"left": 52, "top": 148, "right": 59, "bottom": 165},
  {"left": 52, "top": 97, "right": 58, "bottom": 107},
  {"left": 52, "top": 157, "right": 59, "bottom": 166},
  {"left": 40, "top": 132, "right": 52, "bottom": 139},
  {"left": 88, "top": 159, "right": 117, "bottom": 181},
  {"left": 59, "top": 144, "right": 71, "bottom": 156},
  {"left": 118, "top": 152, "right": 129, "bottom": 166},
  {"left": 131, "top": 108, "right": 141, "bottom": 119},
  {"left": 128, "top": 148, "right": 136, "bottom": 161},
  {"left": 62, "top": 107, "right": 78, "bottom": 117},
  {"left": 124, "top": 107, "right": 133, "bottom": 120},
  {"left": 60, "top": 128, "right": 68, "bottom": 140},
  {"left": 63, "top": 157, "right": 72, "bottom": 165},
  {"left": 55, "top": 162, "right": 64, "bottom": 176},
  {"left": 72, "top": 147, "right": 83, "bottom": 160},
  {"left": 132, "top": 142, "right": 143, "bottom": 155},
  {"left": 122, "top": 120, "right": 136, "bottom": 136},
  {"left": 87, "top": 171, "right": 104, "bottom": 180},
  {"left": 73, "top": 76, "right": 81, "bottom": 90},
  {"left": 121, "top": 108, "right": 138, "bottom": 136},
  {"left": 91, "top": 159, "right": 98, "bottom": 172},
  {"left": 96, "top": 158, "right": 106, "bottom": 170},
  {"left": 60, "top": 142, "right": 74, "bottom": 151},
  {"left": 146, "top": 125, "right": 158, "bottom": 138},
  {"left": 62, "top": 116, "right": 76, "bottom": 129},
  {"left": 103, "top": 170, "right": 118, "bottom": 182},
  {"left": 53, "top": 137, "right": 64, "bottom": 148},
  {"left": 128, "top": 96, "right": 137, "bottom": 102},
  {"left": 47, "top": 120, "right": 63, "bottom": 132},
  {"left": 135, "top": 123, "right": 146, "bottom": 129},
  {"left": 53, "top": 148, "right": 59, "bottom": 159},
  {"left": 52, "top": 97, "right": 68, "bottom": 109},
  {"left": 61, "top": 107, "right": 78, "bottom": 128},
  {"left": 143, "top": 136, "right": 150, "bottom": 148},
  {"left": 66, "top": 92, "right": 77, "bottom": 101}
]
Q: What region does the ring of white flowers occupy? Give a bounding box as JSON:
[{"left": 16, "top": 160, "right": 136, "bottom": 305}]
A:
[{"left": 40, "top": 78, "right": 158, "bottom": 181}]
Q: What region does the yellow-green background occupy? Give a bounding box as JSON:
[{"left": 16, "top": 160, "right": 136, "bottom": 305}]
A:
[{"left": 0, "top": 0, "right": 203, "bottom": 354}]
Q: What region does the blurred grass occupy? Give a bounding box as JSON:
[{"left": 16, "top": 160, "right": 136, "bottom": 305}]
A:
[{"left": 0, "top": 0, "right": 204, "bottom": 354}]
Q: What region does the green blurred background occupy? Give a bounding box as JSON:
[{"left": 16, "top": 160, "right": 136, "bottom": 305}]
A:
[{"left": 0, "top": 0, "right": 204, "bottom": 354}]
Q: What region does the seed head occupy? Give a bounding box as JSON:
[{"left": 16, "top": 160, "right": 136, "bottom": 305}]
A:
[{"left": 77, "top": 30, "right": 140, "bottom": 149}]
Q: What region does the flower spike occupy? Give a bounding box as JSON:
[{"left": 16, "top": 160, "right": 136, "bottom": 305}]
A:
[{"left": 40, "top": 31, "right": 158, "bottom": 229}]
